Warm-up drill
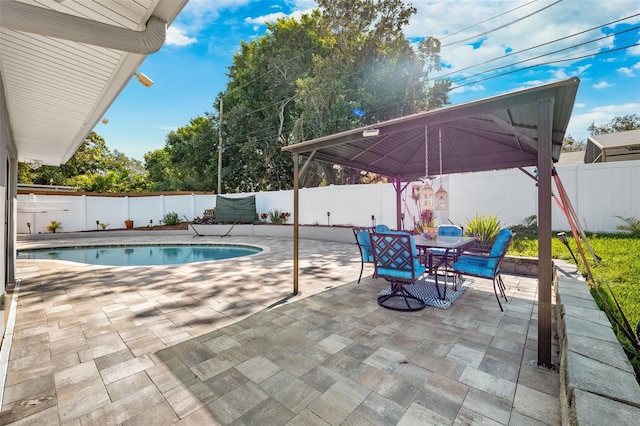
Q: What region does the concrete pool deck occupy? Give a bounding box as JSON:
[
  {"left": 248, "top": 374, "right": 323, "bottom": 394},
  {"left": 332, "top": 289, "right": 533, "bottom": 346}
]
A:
[{"left": 1, "top": 231, "right": 562, "bottom": 424}]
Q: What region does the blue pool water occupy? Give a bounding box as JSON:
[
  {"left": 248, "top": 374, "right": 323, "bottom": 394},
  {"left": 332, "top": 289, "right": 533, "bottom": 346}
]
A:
[{"left": 19, "top": 244, "right": 262, "bottom": 266}]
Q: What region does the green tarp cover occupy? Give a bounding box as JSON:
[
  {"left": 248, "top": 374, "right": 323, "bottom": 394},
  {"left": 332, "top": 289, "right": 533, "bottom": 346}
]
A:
[{"left": 215, "top": 195, "right": 256, "bottom": 224}]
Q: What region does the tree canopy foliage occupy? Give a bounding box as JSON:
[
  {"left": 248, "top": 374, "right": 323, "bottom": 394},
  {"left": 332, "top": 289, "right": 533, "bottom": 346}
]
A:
[
  {"left": 18, "top": 132, "right": 147, "bottom": 192},
  {"left": 588, "top": 114, "right": 640, "bottom": 135},
  {"left": 160, "top": 0, "right": 452, "bottom": 192}
]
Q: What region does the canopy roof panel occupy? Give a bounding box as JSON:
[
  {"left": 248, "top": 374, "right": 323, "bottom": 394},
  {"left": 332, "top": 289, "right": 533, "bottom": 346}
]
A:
[{"left": 283, "top": 78, "right": 580, "bottom": 180}]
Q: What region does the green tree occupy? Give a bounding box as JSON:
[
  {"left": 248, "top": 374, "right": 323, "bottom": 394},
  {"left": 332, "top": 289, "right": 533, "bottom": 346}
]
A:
[
  {"left": 219, "top": 13, "right": 321, "bottom": 192},
  {"left": 561, "top": 134, "right": 586, "bottom": 152},
  {"left": 588, "top": 114, "right": 640, "bottom": 135},
  {"left": 144, "top": 149, "right": 176, "bottom": 191},
  {"left": 291, "top": 0, "right": 449, "bottom": 186},
  {"left": 214, "top": 0, "right": 449, "bottom": 191},
  {"left": 18, "top": 131, "right": 149, "bottom": 192},
  {"left": 162, "top": 116, "right": 217, "bottom": 191}
]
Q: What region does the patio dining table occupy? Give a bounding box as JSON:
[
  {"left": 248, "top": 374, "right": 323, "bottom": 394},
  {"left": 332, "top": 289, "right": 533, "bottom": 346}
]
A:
[{"left": 413, "top": 235, "right": 477, "bottom": 300}]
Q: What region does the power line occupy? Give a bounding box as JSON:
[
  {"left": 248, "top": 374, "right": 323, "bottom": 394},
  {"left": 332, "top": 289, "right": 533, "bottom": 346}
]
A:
[
  {"left": 435, "top": 12, "right": 640, "bottom": 80},
  {"left": 450, "top": 25, "right": 640, "bottom": 85},
  {"left": 440, "top": 0, "right": 538, "bottom": 41},
  {"left": 441, "top": 0, "right": 562, "bottom": 47},
  {"left": 450, "top": 41, "right": 640, "bottom": 91}
]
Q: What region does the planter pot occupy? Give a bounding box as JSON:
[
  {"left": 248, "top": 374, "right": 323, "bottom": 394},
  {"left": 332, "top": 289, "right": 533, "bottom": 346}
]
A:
[
  {"left": 422, "top": 227, "right": 438, "bottom": 240},
  {"left": 125, "top": 220, "right": 134, "bottom": 229}
]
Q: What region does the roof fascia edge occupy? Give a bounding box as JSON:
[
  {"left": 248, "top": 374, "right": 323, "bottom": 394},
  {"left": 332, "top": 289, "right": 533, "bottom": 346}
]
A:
[
  {"left": 60, "top": 53, "right": 146, "bottom": 164},
  {"left": 0, "top": 0, "right": 166, "bottom": 54}
]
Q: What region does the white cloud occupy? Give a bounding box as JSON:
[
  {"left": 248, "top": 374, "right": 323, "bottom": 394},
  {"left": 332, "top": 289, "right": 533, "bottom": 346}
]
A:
[
  {"left": 409, "top": 1, "right": 640, "bottom": 82},
  {"left": 575, "top": 64, "right": 592, "bottom": 75},
  {"left": 245, "top": 12, "right": 288, "bottom": 25},
  {"left": 593, "top": 81, "right": 613, "bottom": 89},
  {"left": 165, "top": 26, "right": 197, "bottom": 46},
  {"left": 617, "top": 62, "right": 640, "bottom": 77},
  {"left": 618, "top": 67, "right": 635, "bottom": 77},
  {"left": 567, "top": 102, "right": 640, "bottom": 141},
  {"left": 629, "top": 44, "right": 640, "bottom": 56}
]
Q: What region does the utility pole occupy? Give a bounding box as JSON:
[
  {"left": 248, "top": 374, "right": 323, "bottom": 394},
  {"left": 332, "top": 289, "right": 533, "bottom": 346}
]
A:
[{"left": 217, "top": 97, "right": 223, "bottom": 194}]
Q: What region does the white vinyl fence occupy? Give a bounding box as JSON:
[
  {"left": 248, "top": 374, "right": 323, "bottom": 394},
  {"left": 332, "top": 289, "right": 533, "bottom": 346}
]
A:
[{"left": 16, "top": 160, "right": 640, "bottom": 235}]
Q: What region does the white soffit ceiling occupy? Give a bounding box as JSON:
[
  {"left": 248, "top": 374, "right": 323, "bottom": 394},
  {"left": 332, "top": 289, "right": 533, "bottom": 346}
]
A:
[{"left": 0, "top": 0, "right": 188, "bottom": 165}]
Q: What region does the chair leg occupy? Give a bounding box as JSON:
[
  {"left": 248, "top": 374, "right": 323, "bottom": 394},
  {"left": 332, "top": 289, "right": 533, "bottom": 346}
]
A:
[
  {"left": 492, "top": 278, "right": 503, "bottom": 312},
  {"left": 357, "top": 260, "right": 364, "bottom": 283},
  {"left": 497, "top": 274, "right": 508, "bottom": 300},
  {"left": 492, "top": 274, "right": 508, "bottom": 312},
  {"left": 433, "top": 273, "right": 443, "bottom": 300}
]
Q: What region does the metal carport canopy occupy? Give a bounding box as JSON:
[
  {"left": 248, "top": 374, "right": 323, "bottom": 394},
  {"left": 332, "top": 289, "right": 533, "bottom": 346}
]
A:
[{"left": 283, "top": 77, "right": 580, "bottom": 368}]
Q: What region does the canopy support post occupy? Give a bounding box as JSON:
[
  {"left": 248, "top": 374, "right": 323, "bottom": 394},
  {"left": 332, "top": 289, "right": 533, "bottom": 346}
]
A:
[
  {"left": 394, "top": 177, "right": 403, "bottom": 230},
  {"left": 293, "top": 153, "right": 300, "bottom": 295},
  {"left": 537, "top": 99, "right": 553, "bottom": 368}
]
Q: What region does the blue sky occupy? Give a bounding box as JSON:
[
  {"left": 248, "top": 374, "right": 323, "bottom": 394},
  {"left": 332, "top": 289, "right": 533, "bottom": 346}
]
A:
[{"left": 99, "top": 0, "right": 640, "bottom": 161}]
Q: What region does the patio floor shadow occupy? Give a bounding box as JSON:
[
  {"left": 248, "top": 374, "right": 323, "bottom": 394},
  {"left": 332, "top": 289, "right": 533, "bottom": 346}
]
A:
[{"left": 1, "top": 234, "right": 560, "bottom": 425}]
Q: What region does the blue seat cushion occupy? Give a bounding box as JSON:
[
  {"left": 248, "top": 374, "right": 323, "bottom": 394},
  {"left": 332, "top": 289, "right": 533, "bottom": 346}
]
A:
[
  {"left": 375, "top": 224, "right": 391, "bottom": 232},
  {"left": 357, "top": 231, "right": 374, "bottom": 262},
  {"left": 377, "top": 262, "right": 426, "bottom": 280},
  {"left": 428, "top": 225, "right": 463, "bottom": 257},
  {"left": 487, "top": 229, "right": 513, "bottom": 269},
  {"left": 437, "top": 225, "right": 462, "bottom": 237},
  {"left": 428, "top": 247, "right": 448, "bottom": 256},
  {"left": 452, "top": 256, "right": 494, "bottom": 279}
]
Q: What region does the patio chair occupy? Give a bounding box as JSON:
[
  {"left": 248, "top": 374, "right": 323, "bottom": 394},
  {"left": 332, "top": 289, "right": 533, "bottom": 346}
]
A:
[
  {"left": 375, "top": 224, "right": 391, "bottom": 232},
  {"left": 370, "top": 231, "right": 427, "bottom": 311},
  {"left": 352, "top": 226, "right": 376, "bottom": 283},
  {"left": 451, "top": 228, "right": 514, "bottom": 311},
  {"left": 426, "top": 224, "right": 463, "bottom": 273}
]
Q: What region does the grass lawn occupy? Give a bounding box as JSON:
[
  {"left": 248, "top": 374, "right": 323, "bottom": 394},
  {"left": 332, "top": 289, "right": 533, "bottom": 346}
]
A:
[{"left": 508, "top": 228, "right": 640, "bottom": 377}]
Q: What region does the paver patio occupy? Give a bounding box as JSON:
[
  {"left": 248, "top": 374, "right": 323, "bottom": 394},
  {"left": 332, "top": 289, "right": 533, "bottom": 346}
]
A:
[{"left": 1, "top": 233, "right": 560, "bottom": 425}]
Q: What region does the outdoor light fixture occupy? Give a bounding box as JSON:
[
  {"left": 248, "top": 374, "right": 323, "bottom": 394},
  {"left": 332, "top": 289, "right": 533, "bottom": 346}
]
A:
[
  {"left": 135, "top": 72, "right": 153, "bottom": 88},
  {"left": 362, "top": 128, "right": 379, "bottom": 137},
  {"left": 557, "top": 232, "right": 577, "bottom": 263}
]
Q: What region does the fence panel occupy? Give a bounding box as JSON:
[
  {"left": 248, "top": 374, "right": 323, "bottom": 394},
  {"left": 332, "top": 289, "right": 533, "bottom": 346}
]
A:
[{"left": 16, "top": 160, "right": 640, "bottom": 234}]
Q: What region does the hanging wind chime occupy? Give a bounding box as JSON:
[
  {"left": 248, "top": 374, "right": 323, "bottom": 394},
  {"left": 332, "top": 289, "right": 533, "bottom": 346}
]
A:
[
  {"left": 419, "top": 126, "right": 435, "bottom": 212},
  {"left": 435, "top": 128, "right": 449, "bottom": 210}
]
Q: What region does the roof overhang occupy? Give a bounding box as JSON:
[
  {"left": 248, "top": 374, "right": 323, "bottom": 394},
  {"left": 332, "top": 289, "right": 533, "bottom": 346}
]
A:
[
  {"left": 0, "top": 0, "right": 189, "bottom": 166},
  {"left": 283, "top": 78, "right": 580, "bottom": 180}
]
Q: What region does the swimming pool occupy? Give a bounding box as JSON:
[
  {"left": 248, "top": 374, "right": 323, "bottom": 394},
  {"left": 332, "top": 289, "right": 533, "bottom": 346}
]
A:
[{"left": 19, "top": 244, "right": 263, "bottom": 266}]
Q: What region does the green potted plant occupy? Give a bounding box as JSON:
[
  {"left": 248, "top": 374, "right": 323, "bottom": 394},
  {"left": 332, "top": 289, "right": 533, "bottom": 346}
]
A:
[
  {"left": 47, "top": 220, "right": 62, "bottom": 233},
  {"left": 464, "top": 213, "right": 501, "bottom": 252}
]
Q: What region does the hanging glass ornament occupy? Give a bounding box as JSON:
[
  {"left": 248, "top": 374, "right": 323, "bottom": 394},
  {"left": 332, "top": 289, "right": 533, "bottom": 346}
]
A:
[
  {"left": 435, "top": 184, "right": 448, "bottom": 210},
  {"left": 435, "top": 128, "right": 448, "bottom": 210}
]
